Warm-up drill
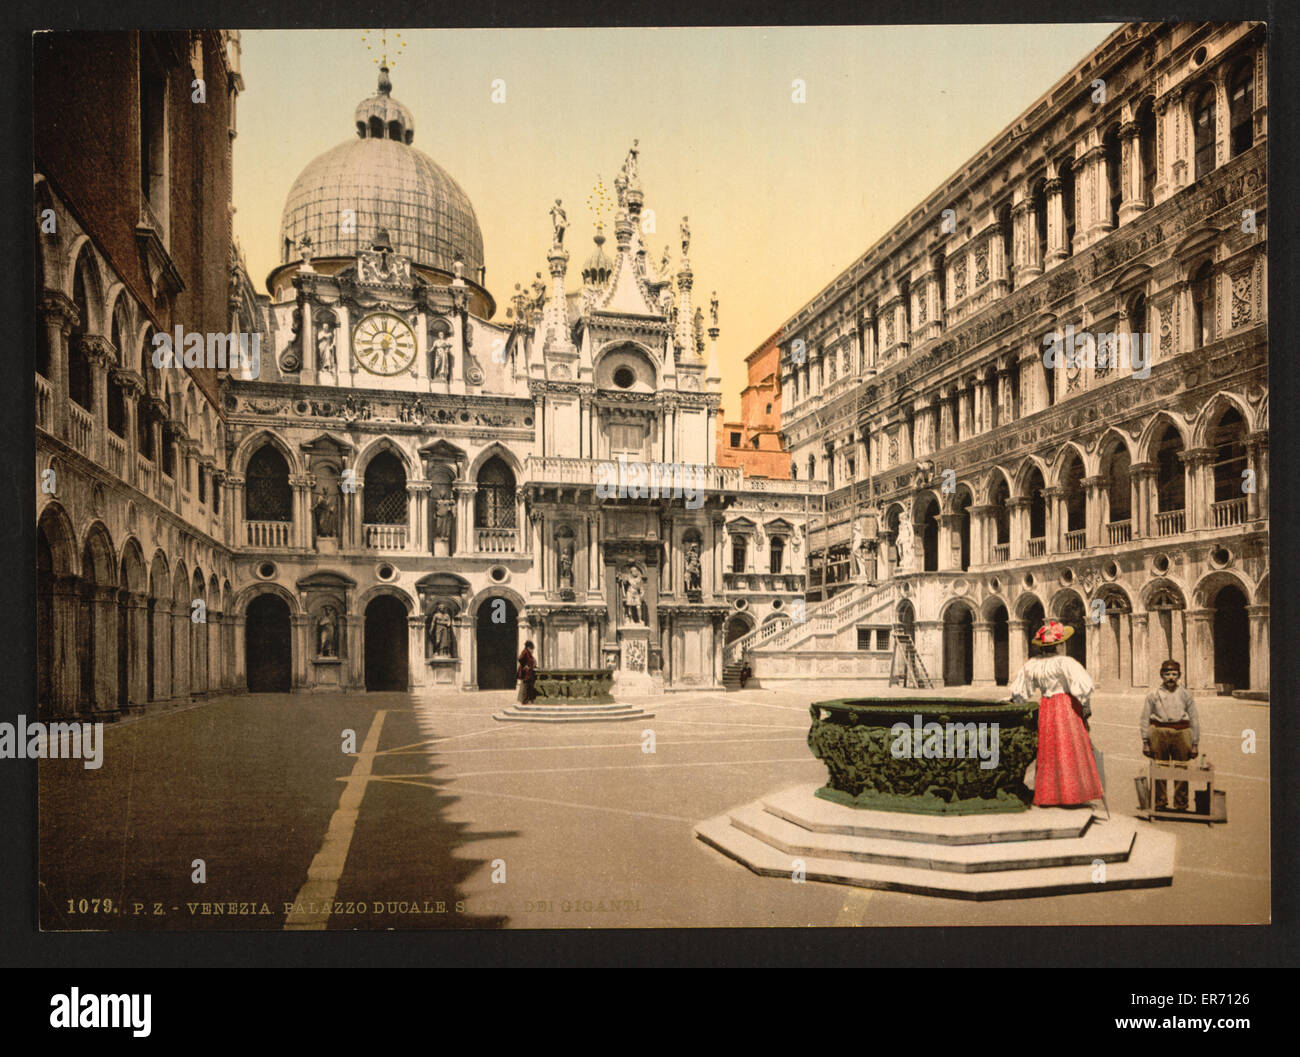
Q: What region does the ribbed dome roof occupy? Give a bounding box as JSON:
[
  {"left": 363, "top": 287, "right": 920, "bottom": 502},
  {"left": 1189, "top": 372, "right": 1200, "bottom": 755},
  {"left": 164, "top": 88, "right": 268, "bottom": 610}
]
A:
[
  {"left": 582, "top": 228, "right": 613, "bottom": 285},
  {"left": 278, "top": 69, "right": 485, "bottom": 278}
]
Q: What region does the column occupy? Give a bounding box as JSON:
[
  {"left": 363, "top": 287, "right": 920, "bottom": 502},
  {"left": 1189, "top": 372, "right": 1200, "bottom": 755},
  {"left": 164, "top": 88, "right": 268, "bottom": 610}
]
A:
[
  {"left": 1130, "top": 612, "right": 1149, "bottom": 689},
  {"left": 939, "top": 513, "right": 961, "bottom": 571},
  {"left": 1042, "top": 487, "right": 1064, "bottom": 553},
  {"left": 41, "top": 293, "right": 76, "bottom": 439},
  {"left": 1119, "top": 118, "right": 1144, "bottom": 222},
  {"left": 153, "top": 601, "right": 173, "bottom": 701},
  {"left": 1245, "top": 432, "right": 1267, "bottom": 521},
  {"left": 1153, "top": 96, "right": 1171, "bottom": 204},
  {"left": 291, "top": 614, "right": 310, "bottom": 689},
  {"left": 1083, "top": 474, "right": 1106, "bottom": 549},
  {"left": 1008, "top": 619, "right": 1028, "bottom": 679},
  {"left": 1044, "top": 176, "right": 1068, "bottom": 267},
  {"left": 1011, "top": 195, "right": 1039, "bottom": 289},
  {"left": 454, "top": 483, "right": 475, "bottom": 554},
  {"left": 1246, "top": 604, "right": 1269, "bottom": 694},
  {"left": 1008, "top": 497, "right": 1030, "bottom": 559},
  {"left": 227, "top": 474, "right": 246, "bottom": 549},
  {"left": 408, "top": 615, "right": 427, "bottom": 689},
  {"left": 408, "top": 481, "right": 430, "bottom": 552},
  {"left": 50, "top": 576, "right": 81, "bottom": 718},
  {"left": 231, "top": 613, "right": 246, "bottom": 691},
  {"left": 126, "top": 591, "right": 149, "bottom": 709},
  {"left": 972, "top": 620, "right": 995, "bottom": 687},
  {"left": 1184, "top": 608, "right": 1214, "bottom": 691}
]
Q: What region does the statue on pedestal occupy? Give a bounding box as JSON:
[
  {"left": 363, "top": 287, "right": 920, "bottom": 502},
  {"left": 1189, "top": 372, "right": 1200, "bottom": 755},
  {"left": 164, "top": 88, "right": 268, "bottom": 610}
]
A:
[
  {"left": 431, "top": 489, "right": 455, "bottom": 552},
  {"left": 684, "top": 543, "right": 702, "bottom": 594},
  {"left": 313, "top": 486, "right": 338, "bottom": 539},
  {"left": 558, "top": 539, "right": 575, "bottom": 590},
  {"left": 316, "top": 605, "right": 339, "bottom": 658},
  {"left": 428, "top": 603, "right": 455, "bottom": 658},
  {"left": 316, "top": 318, "right": 336, "bottom": 372},
  {"left": 550, "top": 199, "right": 567, "bottom": 247},
  {"left": 619, "top": 565, "right": 646, "bottom": 625},
  {"left": 897, "top": 516, "right": 916, "bottom": 573}
]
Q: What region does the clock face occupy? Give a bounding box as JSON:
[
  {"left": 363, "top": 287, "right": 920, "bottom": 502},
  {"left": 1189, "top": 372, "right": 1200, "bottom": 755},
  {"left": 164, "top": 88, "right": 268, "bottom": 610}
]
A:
[{"left": 353, "top": 313, "right": 417, "bottom": 376}]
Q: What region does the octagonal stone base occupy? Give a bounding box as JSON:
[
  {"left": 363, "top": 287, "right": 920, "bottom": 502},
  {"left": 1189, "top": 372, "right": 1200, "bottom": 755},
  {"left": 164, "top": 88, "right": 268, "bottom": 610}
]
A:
[{"left": 696, "top": 783, "right": 1176, "bottom": 900}]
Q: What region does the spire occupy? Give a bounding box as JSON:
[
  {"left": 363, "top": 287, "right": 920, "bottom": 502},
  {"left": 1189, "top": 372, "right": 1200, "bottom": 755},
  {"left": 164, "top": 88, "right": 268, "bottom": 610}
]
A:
[{"left": 378, "top": 64, "right": 392, "bottom": 94}]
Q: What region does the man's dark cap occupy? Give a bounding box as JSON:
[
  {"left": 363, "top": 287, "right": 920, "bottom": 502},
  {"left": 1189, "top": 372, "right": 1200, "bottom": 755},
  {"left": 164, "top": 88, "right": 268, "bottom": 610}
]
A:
[{"left": 1160, "top": 659, "right": 1181, "bottom": 673}]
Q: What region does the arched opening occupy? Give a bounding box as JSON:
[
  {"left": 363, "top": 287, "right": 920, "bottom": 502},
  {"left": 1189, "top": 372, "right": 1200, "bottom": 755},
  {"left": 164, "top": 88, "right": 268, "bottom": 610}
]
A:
[
  {"left": 1025, "top": 466, "right": 1047, "bottom": 554},
  {"left": 1058, "top": 595, "right": 1087, "bottom": 665},
  {"left": 1061, "top": 452, "right": 1086, "bottom": 550},
  {"left": 475, "top": 597, "right": 518, "bottom": 690},
  {"left": 246, "top": 594, "right": 291, "bottom": 692},
  {"left": 474, "top": 456, "right": 516, "bottom": 552},
  {"left": 1103, "top": 124, "right": 1122, "bottom": 229},
  {"left": 942, "top": 605, "right": 973, "bottom": 686},
  {"left": 1103, "top": 442, "right": 1132, "bottom": 535},
  {"left": 68, "top": 253, "right": 94, "bottom": 411},
  {"left": 1154, "top": 423, "right": 1186, "bottom": 531},
  {"left": 1193, "top": 86, "right": 1217, "bottom": 181},
  {"left": 1137, "top": 97, "right": 1157, "bottom": 204},
  {"left": 988, "top": 603, "right": 1010, "bottom": 686},
  {"left": 364, "top": 594, "right": 409, "bottom": 691},
  {"left": 918, "top": 496, "right": 940, "bottom": 572},
  {"left": 769, "top": 535, "right": 785, "bottom": 574},
  {"left": 1210, "top": 407, "right": 1247, "bottom": 514},
  {"left": 1147, "top": 583, "right": 1187, "bottom": 674},
  {"left": 896, "top": 599, "right": 916, "bottom": 645},
  {"left": 954, "top": 489, "right": 972, "bottom": 571},
  {"left": 989, "top": 475, "right": 1011, "bottom": 561},
  {"left": 1095, "top": 586, "right": 1132, "bottom": 688},
  {"left": 1230, "top": 63, "right": 1255, "bottom": 158},
  {"left": 245, "top": 444, "right": 292, "bottom": 522},
  {"left": 80, "top": 530, "right": 116, "bottom": 713},
  {"left": 1021, "top": 598, "right": 1046, "bottom": 656},
  {"left": 1212, "top": 584, "right": 1249, "bottom": 692},
  {"left": 1191, "top": 261, "right": 1215, "bottom": 349},
  {"left": 108, "top": 302, "right": 129, "bottom": 439},
  {"left": 724, "top": 614, "right": 753, "bottom": 645}
]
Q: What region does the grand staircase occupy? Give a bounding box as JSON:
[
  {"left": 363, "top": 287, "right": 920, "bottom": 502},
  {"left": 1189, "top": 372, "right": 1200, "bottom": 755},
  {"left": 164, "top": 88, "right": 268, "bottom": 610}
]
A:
[{"left": 723, "top": 580, "right": 892, "bottom": 666}]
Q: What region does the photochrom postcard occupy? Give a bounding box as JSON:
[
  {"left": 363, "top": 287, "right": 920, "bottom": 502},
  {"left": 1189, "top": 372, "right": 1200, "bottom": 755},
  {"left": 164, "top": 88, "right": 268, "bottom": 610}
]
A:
[{"left": 30, "top": 23, "right": 1269, "bottom": 930}]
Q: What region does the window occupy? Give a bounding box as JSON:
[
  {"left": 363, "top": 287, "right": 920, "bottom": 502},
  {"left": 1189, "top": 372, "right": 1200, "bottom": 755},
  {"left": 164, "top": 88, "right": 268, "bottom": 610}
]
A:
[
  {"left": 1193, "top": 88, "right": 1217, "bottom": 181},
  {"left": 846, "top": 456, "right": 856, "bottom": 478},
  {"left": 1192, "top": 261, "right": 1215, "bottom": 349},
  {"left": 198, "top": 467, "right": 206, "bottom": 505},
  {"left": 732, "top": 537, "right": 747, "bottom": 572},
  {"left": 1138, "top": 99, "right": 1157, "bottom": 203},
  {"left": 1103, "top": 126, "right": 1122, "bottom": 227},
  {"left": 857, "top": 627, "right": 873, "bottom": 651},
  {"left": 751, "top": 436, "right": 760, "bottom": 449},
  {"left": 730, "top": 432, "right": 741, "bottom": 447},
  {"left": 474, "top": 456, "right": 516, "bottom": 529},
  {"left": 1155, "top": 425, "right": 1185, "bottom": 512},
  {"left": 609, "top": 423, "right": 644, "bottom": 459},
  {"left": 1230, "top": 65, "right": 1255, "bottom": 157},
  {"left": 790, "top": 463, "right": 798, "bottom": 480},
  {"left": 876, "top": 628, "right": 891, "bottom": 652},
  {"left": 765, "top": 403, "right": 773, "bottom": 415},
  {"left": 246, "top": 445, "right": 292, "bottom": 521},
  {"left": 1211, "top": 409, "right": 1247, "bottom": 503},
  {"left": 769, "top": 536, "right": 785, "bottom": 574},
  {"left": 139, "top": 48, "right": 167, "bottom": 212},
  {"left": 364, "top": 452, "right": 407, "bottom": 524},
  {"left": 612, "top": 365, "right": 635, "bottom": 389},
  {"left": 68, "top": 259, "right": 93, "bottom": 410}
]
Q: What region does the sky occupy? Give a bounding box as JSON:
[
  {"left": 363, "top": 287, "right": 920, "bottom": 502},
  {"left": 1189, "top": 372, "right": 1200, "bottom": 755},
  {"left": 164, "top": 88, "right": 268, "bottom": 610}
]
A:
[{"left": 233, "top": 24, "right": 1122, "bottom": 414}]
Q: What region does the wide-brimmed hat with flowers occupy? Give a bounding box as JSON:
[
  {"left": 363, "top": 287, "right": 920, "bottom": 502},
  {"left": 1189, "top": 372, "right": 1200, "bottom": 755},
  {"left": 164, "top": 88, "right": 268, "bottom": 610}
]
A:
[{"left": 1032, "top": 619, "right": 1074, "bottom": 645}]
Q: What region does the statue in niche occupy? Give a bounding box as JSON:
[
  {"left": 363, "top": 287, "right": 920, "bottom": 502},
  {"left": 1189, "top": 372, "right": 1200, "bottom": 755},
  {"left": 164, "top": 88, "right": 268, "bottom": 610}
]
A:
[
  {"left": 428, "top": 603, "right": 455, "bottom": 658},
  {"left": 431, "top": 487, "right": 455, "bottom": 550},
  {"left": 316, "top": 605, "right": 339, "bottom": 658},
  {"left": 684, "top": 543, "right": 702, "bottom": 593},
  {"left": 312, "top": 485, "right": 339, "bottom": 538},
  {"left": 619, "top": 565, "right": 646, "bottom": 625},
  {"left": 316, "top": 318, "right": 336, "bottom": 372},
  {"left": 558, "top": 538, "right": 575, "bottom": 590},
  {"left": 430, "top": 334, "right": 453, "bottom": 382}
]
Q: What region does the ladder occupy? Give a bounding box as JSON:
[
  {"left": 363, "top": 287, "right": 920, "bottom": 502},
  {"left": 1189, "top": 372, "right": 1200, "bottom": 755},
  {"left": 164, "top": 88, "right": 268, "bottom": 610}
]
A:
[{"left": 891, "top": 630, "right": 935, "bottom": 689}]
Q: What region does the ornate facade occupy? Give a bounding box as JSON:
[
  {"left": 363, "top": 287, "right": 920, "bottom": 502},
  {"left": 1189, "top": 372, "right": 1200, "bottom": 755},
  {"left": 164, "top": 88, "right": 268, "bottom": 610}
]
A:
[
  {"left": 743, "top": 21, "right": 1269, "bottom": 695},
  {"left": 36, "top": 44, "right": 817, "bottom": 712}
]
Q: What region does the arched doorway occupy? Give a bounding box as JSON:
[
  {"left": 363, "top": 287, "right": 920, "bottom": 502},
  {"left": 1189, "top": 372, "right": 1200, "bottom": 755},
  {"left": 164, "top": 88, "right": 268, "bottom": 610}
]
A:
[
  {"left": 364, "top": 595, "right": 409, "bottom": 691},
  {"left": 988, "top": 603, "right": 1009, "bottom": 686},
  {"left": 918, "top": 496, "right": 940, "bottom": 571},
  {"left": 476, "top": 597, "right": 518, "bottom": 690},
  {"left": 1058, "top": 595, "right": 1087, "bottom": 665},
  {"left": 724, "top": 614, "right": 753, "bottom": 646},
  {"left": 1212, "top": 584, "right": 1249, "bottom": 692},
  {"left": 1022, "top": 599, "right": 1045, "bottom": 655},
  {"left": 942, "top": 604, "right": 973, "bottom": 686},
  {"left": 246, "top": 594, "right": 291, "bottom": 692}
]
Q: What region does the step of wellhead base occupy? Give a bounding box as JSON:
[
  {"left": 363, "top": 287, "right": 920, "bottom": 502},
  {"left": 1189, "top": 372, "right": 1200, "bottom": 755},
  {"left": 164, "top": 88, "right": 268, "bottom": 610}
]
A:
[{"left": 493, "top": 705, "right": 655, "bottom": 723}]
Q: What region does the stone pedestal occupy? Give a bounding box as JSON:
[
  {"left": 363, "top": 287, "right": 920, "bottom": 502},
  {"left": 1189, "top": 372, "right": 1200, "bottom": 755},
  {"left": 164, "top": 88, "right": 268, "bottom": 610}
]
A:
[
  {"left": 613, "top": 625, "right": 656, "bottom": 696},
  {"left": 310, "top": 657, "right": 343, "bottom": 690},
  {"left": 432, "top": 538, "right": 450, "bottom": 558}
]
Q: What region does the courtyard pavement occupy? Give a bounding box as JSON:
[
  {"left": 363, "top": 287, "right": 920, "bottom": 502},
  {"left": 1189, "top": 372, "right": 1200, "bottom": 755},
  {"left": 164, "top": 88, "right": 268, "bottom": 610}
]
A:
[{"left": 38, "top": 682, "right": 1270, "bottom": 929}]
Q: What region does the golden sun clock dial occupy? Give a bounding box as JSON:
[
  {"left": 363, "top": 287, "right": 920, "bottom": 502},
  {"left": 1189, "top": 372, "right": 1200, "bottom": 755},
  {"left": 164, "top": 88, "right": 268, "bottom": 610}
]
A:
[{"left": 353, "top": 312, "right": 417, "bottom": 376}]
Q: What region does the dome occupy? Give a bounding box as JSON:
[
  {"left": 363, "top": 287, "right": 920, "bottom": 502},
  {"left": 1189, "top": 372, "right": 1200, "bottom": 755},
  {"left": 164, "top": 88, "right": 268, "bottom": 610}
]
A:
[
  {"left": 582, "top": 228, "right": 613, "bottom": 285},
  {"left": 278, "top": 68, "right": 485, "bottom": 278}
]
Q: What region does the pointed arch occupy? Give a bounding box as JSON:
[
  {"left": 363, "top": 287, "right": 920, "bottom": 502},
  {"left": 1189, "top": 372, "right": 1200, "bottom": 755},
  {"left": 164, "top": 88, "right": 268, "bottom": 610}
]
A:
[
  {"left": 355, "top": 434, "right": 419, "bottom": 479},
  {"left": 233, "top": 428, "right": 301, "bottom": 477},
  {"left": 1191, "top": 391, "right": 1254, "bottom": 448},
  {"left": 1137, "top": 411, "right": 1190, "bottom": 463},
  {"left": 37, "top": 501, "right": 78, "bottom": 576},
  {"left": 80, "top": 521, "right": 117, "bottom": 585},
  {"left": 467, "top": 441, "right": 524, "bottom": 480}
]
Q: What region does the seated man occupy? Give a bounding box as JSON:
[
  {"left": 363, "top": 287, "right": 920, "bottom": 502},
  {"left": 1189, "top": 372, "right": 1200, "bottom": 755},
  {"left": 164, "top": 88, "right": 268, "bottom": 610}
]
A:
[{"left": 1140, "top": 659, "right": 1200, "bottom": 810}]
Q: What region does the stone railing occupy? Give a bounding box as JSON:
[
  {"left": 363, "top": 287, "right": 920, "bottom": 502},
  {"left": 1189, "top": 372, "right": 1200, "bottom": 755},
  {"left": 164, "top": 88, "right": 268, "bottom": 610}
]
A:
[
  {"left": 991, "top": 542, "right": 1010, "bottom": 563},
  {"left": 247, "top": 520, "right": 292, "bottom": 548},
  {"left": 1107, "top": 519, "right": 1132, "bottom": 545},
  {"left": 1155, "top": 509, "right": 1185, "bottom": 537},
  {"left": 1213, "top": 497, "right": 1248, "bottom": 528},
  {"left": 1065, "top": 529, "right": 1086, "bottom": 552},
  {"left": 524, "top": 455, "right": 743, "bottom": 494},
  {"left": 723, "top": 571, "right": 805, "bottom": 593},
  {"left": 1027, "top": 536, "right": 1046, "bottom": 557},
  {"left": 68, "top": 402, "right": 93, "bottom": 456},
  {"left": 106, "top": 432, "right": 126, "bottom": 478},
  {"left": 136, "top": 455, "right": 155, "bottom": 496},
  {"left": 476, "top": 527, "right": 515, "bottom": 553},
  {"left": 364, "top": 523, "right": 407, "bottom": 550},
  {"left": 35, "top": 374, "right": 52, "bottom": 431}
]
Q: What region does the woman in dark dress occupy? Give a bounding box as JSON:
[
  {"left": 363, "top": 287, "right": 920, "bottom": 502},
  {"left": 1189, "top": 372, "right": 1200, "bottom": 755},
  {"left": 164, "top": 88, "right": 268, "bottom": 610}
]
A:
[{"left": 516, "top": 640, "right": 537, "bottom": 703}]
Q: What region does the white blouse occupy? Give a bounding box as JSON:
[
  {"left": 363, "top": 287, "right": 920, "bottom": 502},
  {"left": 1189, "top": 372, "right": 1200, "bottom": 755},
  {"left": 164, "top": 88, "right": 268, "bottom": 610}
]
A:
[{"left": 1008, "top": 654, "right": 1095, "bottom": 714}]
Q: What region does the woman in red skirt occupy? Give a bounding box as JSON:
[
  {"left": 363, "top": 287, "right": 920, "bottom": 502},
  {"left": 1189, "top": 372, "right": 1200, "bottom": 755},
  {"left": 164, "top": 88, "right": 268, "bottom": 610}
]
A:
[{"left": 1008, "top": 620, "right": 1103, "bottom": 807}]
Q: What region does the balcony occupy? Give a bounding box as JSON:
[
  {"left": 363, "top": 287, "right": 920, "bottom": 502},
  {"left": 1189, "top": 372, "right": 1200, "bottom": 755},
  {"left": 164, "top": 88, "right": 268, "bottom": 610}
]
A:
[
  {"left": 68, "top": 402, "right": 93, "bottom": 456},
  {"left": 247, "top": 520, "right": 292, "bottom": 548},
  {"left": 35, "top": 374, "right": 51, "bottom": 430},
  {"left": 1155, "top": 510, "right": 1185, "bottom": 537},
  {"left": 991, "top": 542, "right": 1010, "bottom": 563},
  {"left": 1028, "top": 537, "right": 1046, "bottom": 558},
  {"left": 364, "top": 524, "right": 407, "bottom": 550},
  {"left": 476, "top": 527, "right": 515, "bottom": 553},
  {"left": 723, "top": 571, "right": 805, "bottom": 593},
  {"left": 136, "top": 455, "right": 155, "bottom": 496},
  {"left": 1212, "top": 497, "right": 1248, "bottom": 528},
  {"left": 106, "top": 432, "right": 126, "bottom": 479},
  {"left": 1107, "top": 519, "right": 1132, "bottom": 545},
  {"left": 1065, "top": 529, "right": 1086, "bottom": 552}
]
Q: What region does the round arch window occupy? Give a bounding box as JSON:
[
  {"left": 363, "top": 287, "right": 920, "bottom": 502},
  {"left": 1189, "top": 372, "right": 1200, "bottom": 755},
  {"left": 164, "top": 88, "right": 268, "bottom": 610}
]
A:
[{"left": 613, "top": 366, "right": 635, "bottom": 389}]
